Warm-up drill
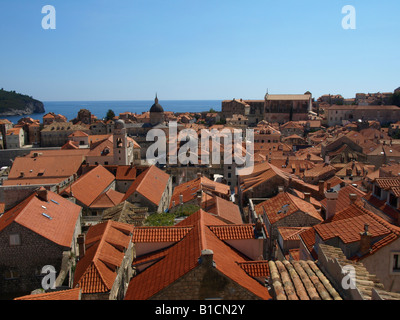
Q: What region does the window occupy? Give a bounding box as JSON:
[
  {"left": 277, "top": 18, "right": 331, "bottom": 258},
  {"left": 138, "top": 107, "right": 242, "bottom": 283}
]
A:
[
  {"left": 4, "top": 269, "right": 20, "bottom": 280},
  {"left": 9, "top": 234, "right": 21, "bottom": 246},
  {"left": 389, "top": 193, "right": 397, "bottom": 208},
  {"left": 374, "top": 186, "right": 382, "bottom": 198},
  {"left": 391, "top": 253, "right": 400, "bottom": 274}
]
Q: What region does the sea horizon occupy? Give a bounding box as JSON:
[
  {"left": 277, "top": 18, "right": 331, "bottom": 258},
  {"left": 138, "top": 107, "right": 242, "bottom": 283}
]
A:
[{"left": 3, "top": 99, "right": 223, "bottom": 124}]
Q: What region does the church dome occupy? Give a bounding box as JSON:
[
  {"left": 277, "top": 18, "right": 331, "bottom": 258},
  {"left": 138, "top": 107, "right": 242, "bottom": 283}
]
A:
[
  {"left": 150, "top": 95, "right": 164, "bottom": 113},
  {"left": 114, "top": 119, "right": 125, "bottom": 129}
]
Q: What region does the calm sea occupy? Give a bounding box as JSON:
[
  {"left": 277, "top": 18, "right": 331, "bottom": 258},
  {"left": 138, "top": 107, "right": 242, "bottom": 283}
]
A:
[{"left": 3, "top": 100, "right": 223, "bottom": 124}]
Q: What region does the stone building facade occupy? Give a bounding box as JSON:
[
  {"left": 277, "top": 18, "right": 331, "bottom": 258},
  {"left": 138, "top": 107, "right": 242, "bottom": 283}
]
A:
[
  {"left": 326, "top": 105, "right": 400, "bottom": 127},
  {"left": 0, "top": 213, "right": 81, "bottom": 296},
  {"left": 150, "top": 250, "right": 264, "bottom": 300}
]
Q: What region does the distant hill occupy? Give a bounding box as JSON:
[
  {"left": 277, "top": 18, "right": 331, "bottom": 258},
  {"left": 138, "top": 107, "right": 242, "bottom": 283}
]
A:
[{"left": 0, "top": 89, "right": 45, "bottom": 116}]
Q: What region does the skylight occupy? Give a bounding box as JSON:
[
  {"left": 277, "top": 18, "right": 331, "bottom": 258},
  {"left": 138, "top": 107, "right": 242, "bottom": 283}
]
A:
[{"left": 42, "top": 213, "right": 52, "bottom": 220}]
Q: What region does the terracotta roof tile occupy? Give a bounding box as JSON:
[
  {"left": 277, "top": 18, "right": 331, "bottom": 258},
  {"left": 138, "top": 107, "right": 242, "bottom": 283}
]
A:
[
  {"left": 321, "top": 185, "right": 365, "bottom": 213},
  {"left": 115, "top": 166, "right": 137, "bottom": 181},
  {"left": 14, "top": 288, "right": 81, "bottom": 300},
  {"left": 237, "top": 261, "right": 270, "bottom": 278},
  {"left": 269, "top": 260, "right": 342, "bottom": 300},
  {"left": 315, "top": 203, "right": 400, "bottom": 244},
  {"left": 278, "top": 227, "right": 310, "bottom": 241},
  {"left": 209, "top": 224, "right": 257, "bottom": 240},
  {"left": 123, "top": 165, "right": 170, "bottom": 206},
  {"left": 63, "top": 165, "right": 115, "bottom": 207},
  {"left": 90, "top": 189, "right": 125, "bottom": 209},
  {"left": 5, "top": 154, "right": 84, "bottom": 186},
  {"left": 125, "top": 210, "right": 271, "bottom": 300},
  {"left": 170, "top": 176, "right": 230, "bottom": 209},
  {"left": 375, "top": 177, "right": 400, "bottom": 190},
  {"left": 0, "top": 189, "right": 81, "bottom": 247},
  {"left": 203, "top": 195, "right": 242, "bottom": 224},
  {"left": 255, "top": 192, "right": 323, "bottom": 225},
  {"left": 363, "top": 192, "right": 399, "bottom": 223},
  {"left": 132, "top": 226, "right": 193, "bottom": 243},
  {"left": 74, "top": 220, "right": 134, "bottom": 294}
]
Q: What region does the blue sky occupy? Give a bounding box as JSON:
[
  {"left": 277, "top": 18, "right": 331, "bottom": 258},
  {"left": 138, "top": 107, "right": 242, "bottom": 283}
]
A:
[{"left": 0, "top": 0, "right": 399, "bottom": 101}]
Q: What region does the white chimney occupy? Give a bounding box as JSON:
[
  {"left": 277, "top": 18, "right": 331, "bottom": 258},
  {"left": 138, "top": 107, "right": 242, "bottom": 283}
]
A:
[
  {"left": 349, "top": 193, "right": 358, "bottom": 204},
  {"left": 179, "top": 194, "right": 183, "bottom": 205}
]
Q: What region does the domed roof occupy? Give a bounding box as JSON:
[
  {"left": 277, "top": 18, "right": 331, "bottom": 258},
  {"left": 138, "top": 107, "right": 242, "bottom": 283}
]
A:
[
  {"left": 114, "top": 119, "right": 125, "bottom": 129},
  {"left": 150, "top": 95, "right": 164, "bottom": 113}
]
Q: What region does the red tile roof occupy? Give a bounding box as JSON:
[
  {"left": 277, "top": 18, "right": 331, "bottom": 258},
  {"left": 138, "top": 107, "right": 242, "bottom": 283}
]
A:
[
  {"left": 5, "top": 154, "right": 84, "bottom": 186},
  {"left": 132, "top": 226, "right": 193, "bottom": 243},
  {"left": 239, "top": 162, "right": 287, "bottom": 193},
  {"left": 61, "top": 140, "right": 80, "bottom": 150},
  {"left": 278, "top": 227, "right": 310, "bottom": 241},
  {"left": 302, "top": 203, "right": 400, "bottom": 259},
  {"left": 315, "top": 214, "right": 390, "bottom": 244},
  {"left": 375, "top": 177, "right": 400, "bottom": 189},
  {"left": 73, "top": 220, "right": 134, "bottom": 294},
  {"left": 123, "top": 165, "right": 170, "bottom": 206},
  {"left": 208, "top": 224, "right": 257, "bottom": 240},
  {"left": 170, "top": 176, "right": 230, "bottom": 209},
  {"left": 362, "top": 192, "right": 399, "bottom": 223},
  {"left": 124, "top": 210, "right": 271, "bottom": 300},
  {"left": 63, "top": 165, "right": 115, "bottom": 207},
  {"left": 90, "top": 189, "right": 125, "bottom": 209},
  {"left": 321, "top": 185, "right": 365, "bottom": 213},
  {"left": 203, "top": 194, "right": 242, "bottom": 224},
  {"left": 14, "top": 288, "right": 81, "bottom": 300},
  {"left": 115, "top": 166, "right": 137, "bottom": 181},
  {"left": 269, "top": 260, "right": 342, "bottom": 300},
  {"left": 237, "top": 261, "right": 270, "bottom": 278},
  {"left": 0, "top": 189, "right": 81, "bottom": 247},
  {"left": 298, "top": 227, "right": 318, "bottom": 260},
  {"left": 69, "top": 130, "right": 89, "bottom": 138},
  {"left": 255, "top": 192, "right": 323, "bottom": 225}
]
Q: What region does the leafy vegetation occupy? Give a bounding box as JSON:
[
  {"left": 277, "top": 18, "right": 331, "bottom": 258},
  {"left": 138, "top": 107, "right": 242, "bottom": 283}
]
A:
[
  {"left": 144, "top": 204, "right": 200, "bottom": 226},
  {"left": 0, "top": 88, "right": 42, "bottom": 112},
  {"left": 393, "top": 91, "right": 400, "bottom": 107},
  {"left": 105, "top": 109, "right": 116, "bottom": 121},
  {"left": 144, "top": 212, "right": 176, "bottom": 226}
]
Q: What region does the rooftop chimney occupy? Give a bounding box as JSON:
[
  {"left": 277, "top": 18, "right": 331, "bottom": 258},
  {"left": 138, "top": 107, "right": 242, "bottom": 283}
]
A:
[
  {"left": 37, "top": 188, "right": 48, "bottom": 202},
  {"left": 254, "top": 217, "right": 263, "bottom": 239},
  {"left": 359, "top": 224, "right": 372, "bottom": 256},
  {"left": 199, "top": 249, "right": 215, "bottom": 268},
  {"left": 197, "top": 190, "right": 203, "bottom": 206},
  {"left": 349, "top": 193, "right": 358, "bottom": 204},
  {"left": 324, "top": 189, "right": 338, "bottom": 220},
  {"left": 179, "top": 194, "right": 183, "bottom": 205},
  {"left": 319, "top": 180, "right": 325, "bottom": 197},
  {"left": 304, "top": 192, "right": 311, "bottom": 202},
  {"left": 197, "top": 172, "right": 202, "bottom": 179},
  {"left": 77, "top": 234, "right": 86, "bottom": 260},
  {"left": 278, "top": 186, "right": 284, "bottom": 193}
]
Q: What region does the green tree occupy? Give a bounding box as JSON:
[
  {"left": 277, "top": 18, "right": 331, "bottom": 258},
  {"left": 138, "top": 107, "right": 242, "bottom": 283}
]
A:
[
  {"left": 105, "top": 109, "right": 115, "bottom": 121},
  {"left": 145, "top": 212, "right": 176, "bottom": 226},
  {"left": 393, "top": 92, "right": 400, "bottom": 107}
]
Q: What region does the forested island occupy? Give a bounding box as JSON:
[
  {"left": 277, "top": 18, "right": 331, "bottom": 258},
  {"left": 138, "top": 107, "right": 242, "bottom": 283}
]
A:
[{"left": 0, "top": 88, "right": 45, "bottom": 116}]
